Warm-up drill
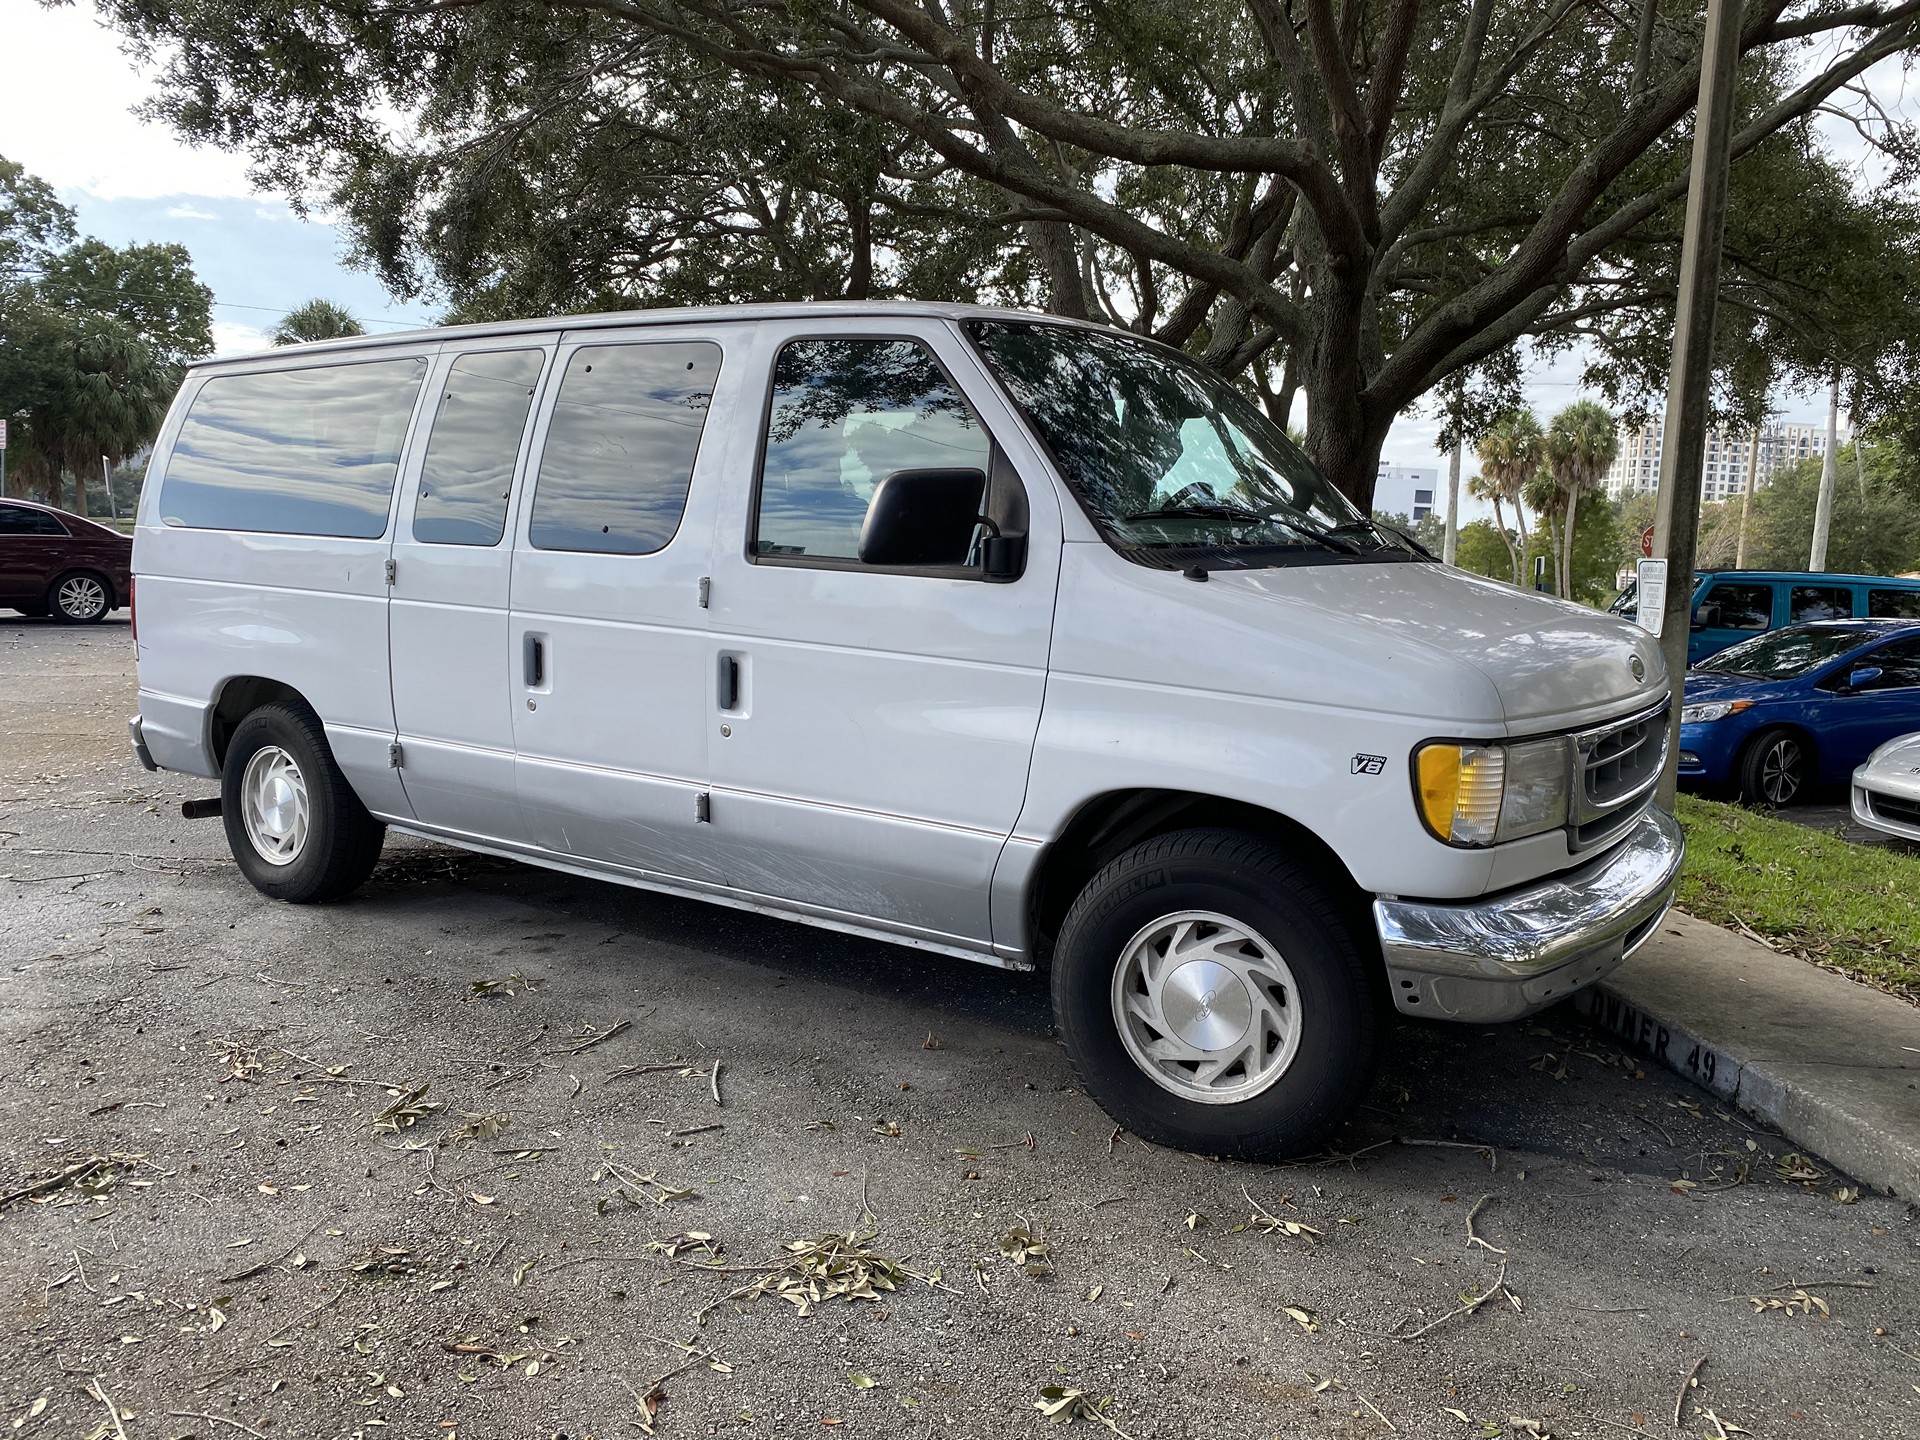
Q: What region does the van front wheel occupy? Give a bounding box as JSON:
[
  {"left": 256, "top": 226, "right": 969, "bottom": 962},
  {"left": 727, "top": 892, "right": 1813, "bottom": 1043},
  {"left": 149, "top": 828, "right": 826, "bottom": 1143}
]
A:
[
  {"left": 221, "top": 702, "right": 385, "bottom": 903},
  {"left": 1051, "top": 829, "right": 1376, "bottom": 1160}
]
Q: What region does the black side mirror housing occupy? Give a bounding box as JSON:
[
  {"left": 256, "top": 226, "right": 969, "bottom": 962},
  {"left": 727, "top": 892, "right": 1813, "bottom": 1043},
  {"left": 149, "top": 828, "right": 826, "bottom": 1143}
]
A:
[{"left": 858, "top": 467, "right": 989, "bottom": 568}]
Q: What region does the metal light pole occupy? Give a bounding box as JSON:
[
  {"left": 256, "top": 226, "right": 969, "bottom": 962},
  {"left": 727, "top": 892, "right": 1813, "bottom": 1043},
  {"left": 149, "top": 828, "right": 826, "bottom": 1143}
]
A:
[{"left": 1649, "top": 0, "right": 1744, "bottom": 811}]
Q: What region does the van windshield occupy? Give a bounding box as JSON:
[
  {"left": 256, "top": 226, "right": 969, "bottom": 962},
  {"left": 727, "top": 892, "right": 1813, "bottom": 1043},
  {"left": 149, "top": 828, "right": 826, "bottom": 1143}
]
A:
[{"left": 967, "top": 320, "right": 1420, "bottom": 568}]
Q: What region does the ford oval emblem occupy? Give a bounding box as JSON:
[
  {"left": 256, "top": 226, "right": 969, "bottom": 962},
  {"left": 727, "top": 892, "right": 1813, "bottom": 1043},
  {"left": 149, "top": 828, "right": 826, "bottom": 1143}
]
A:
[{"left": 1629, "top": 655, "right": 1646, "bottom": 682}]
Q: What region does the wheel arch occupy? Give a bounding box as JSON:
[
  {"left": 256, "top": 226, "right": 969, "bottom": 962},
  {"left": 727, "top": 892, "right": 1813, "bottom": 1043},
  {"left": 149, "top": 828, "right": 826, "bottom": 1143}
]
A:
[
  {"left": 1022, "top": 789, "right": 1374, "bottom": 967},
  {"left": 208, "top": 676, "right": 313, "bottom": 769}
]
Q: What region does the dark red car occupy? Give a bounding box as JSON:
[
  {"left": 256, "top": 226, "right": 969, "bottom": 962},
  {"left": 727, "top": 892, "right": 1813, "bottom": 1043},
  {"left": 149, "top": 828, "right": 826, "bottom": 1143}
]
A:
[{"left": 0, "top": 498, "right": 134, "bottom": 623}]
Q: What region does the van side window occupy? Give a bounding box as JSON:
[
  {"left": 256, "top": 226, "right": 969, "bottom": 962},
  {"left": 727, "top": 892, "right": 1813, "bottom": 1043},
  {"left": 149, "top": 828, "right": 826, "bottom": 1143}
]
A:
[
  {"left": 157, "top": 358, "right": 427, "bottom": 537},
  {"left": 755, "top": 338, "right": 992, "bottom": 563},
  {"left": 529, "top": 342, "right": 721, "bottom": 555},
  {"left": 413, "top": 350, "right": 546, "bottom": 547},
  {"left": 1789, "top": 585, "right": 1852, "bottom": 623},
  {"left": 1696, "top": 582, "right": 1769, "bottom": 630},
  {"left": 1869, "top": 588, "right": 1920, "bottom": 620}
]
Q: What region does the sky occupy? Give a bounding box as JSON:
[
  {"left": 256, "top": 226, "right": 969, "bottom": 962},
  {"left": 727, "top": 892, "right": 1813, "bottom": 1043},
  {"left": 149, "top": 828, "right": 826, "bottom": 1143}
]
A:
[{"left": 3, "top": 0, "right": 1896, "bottom": 525}]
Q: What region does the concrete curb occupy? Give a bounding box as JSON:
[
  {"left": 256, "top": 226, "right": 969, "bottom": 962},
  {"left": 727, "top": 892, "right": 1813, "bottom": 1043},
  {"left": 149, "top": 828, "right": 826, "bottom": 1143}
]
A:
[{"left": 1573, "top": 911, "right": 1920, "bottom": 1197}]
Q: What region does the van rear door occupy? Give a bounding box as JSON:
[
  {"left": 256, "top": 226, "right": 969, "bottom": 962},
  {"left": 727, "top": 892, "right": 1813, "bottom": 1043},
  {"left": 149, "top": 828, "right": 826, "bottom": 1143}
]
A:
[{"left": 389, "top": 344, "right": 554, "bottom": 841}]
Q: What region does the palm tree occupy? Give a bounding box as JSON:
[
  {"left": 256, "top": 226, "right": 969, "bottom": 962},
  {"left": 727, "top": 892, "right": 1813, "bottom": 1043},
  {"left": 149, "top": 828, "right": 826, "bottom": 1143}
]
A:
[
  {"left": 1542, "top": 400, "right": 1620, "bottom": 600},
  {"left": 1474, "top": 409, "right": 1543, "bottom": 584},
  {"left": 272, "top": 299, "right": 365, "bottom": 346},
  {"left": 1465, "top": 470, "right": 1521, "bottom": 582},
  {"left": 1521, "top": 467, "right": 1563, "bottom": 593}
]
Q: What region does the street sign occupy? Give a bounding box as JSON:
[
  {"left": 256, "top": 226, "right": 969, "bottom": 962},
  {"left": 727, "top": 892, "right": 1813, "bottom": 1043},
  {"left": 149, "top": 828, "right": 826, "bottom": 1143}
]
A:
[
  {"left": 1640, "top": 523, "right": 1655, "bottom": 558},
  {"left": 0, "top": 418, "right": 8, "bottom": 449},
  {"left": 1635, "top": 558, "right": 1669, "bottom": 638}
]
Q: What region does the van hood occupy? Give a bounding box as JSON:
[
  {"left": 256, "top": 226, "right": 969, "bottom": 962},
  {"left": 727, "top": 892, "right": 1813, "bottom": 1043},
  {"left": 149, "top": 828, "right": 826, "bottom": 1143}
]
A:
[{"left": 1215, "top": 560, "right": 1668, "bottom": 729}]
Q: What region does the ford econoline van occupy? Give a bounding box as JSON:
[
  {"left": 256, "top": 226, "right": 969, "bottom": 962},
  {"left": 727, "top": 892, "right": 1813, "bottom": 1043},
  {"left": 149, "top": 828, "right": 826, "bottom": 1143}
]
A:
[{"left": 129, "top": 303, "right": 1682, "bottom": 1158}]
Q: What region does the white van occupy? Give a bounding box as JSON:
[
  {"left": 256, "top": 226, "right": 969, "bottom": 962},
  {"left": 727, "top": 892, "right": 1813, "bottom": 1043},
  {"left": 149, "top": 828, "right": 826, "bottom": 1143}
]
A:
[{"left": 129, "top": 303, "right": 1680, "bottom": 1157}]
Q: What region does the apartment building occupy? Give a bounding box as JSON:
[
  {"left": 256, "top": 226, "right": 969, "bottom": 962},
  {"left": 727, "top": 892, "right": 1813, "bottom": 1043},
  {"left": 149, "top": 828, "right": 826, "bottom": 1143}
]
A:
[{"left": 1603, "top": 418, "right": 1833, "bottom": 504}]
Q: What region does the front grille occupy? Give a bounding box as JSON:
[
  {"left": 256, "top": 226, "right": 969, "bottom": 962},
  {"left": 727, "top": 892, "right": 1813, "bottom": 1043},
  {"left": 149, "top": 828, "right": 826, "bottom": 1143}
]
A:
[
  {"left": 1869, "top": 792, "right": 1920, "bottom": 827},
  {"left": 1572, "top": 702, "right": 1669, "bottom": 850}
]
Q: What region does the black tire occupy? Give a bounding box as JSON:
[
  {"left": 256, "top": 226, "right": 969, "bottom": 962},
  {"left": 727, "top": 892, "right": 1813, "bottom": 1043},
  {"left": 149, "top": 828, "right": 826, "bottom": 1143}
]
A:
[
  {"left": 1051, "top": 828, "right": 1378, "bottom": 1160},
  {"left": 48, "top": 570, "right": 113, "bottom": 623},
  {"left": 220, "top": 701, "right": 385, "bottom": 903},
  {"left": 1736, "top": 726, "right": 1809, "bottom": 808}
]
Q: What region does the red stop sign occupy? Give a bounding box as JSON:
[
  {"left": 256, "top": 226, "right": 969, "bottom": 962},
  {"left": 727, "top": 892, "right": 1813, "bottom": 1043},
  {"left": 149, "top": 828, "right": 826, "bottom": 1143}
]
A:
[{"left": 1640, "top": 524, "right": 1655, "bottom": 558}]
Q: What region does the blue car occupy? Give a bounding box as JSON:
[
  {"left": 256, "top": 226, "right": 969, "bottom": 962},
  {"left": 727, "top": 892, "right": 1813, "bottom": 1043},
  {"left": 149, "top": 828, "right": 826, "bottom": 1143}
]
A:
[{"left": 1677, "top": 620, "right": 1920, "bottom": 806}]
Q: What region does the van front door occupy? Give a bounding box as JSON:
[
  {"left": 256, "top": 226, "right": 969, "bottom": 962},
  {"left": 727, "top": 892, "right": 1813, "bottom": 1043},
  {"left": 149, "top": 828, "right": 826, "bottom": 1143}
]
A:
[
  {"left": 506, "top": 329, "right": 734, "bottom": 885},
  {"left": 703, "top": 324, "right": 1060, "bottom": 950},
  {"left": 389, "top": 345, "right": 552, "bottom": 842}
]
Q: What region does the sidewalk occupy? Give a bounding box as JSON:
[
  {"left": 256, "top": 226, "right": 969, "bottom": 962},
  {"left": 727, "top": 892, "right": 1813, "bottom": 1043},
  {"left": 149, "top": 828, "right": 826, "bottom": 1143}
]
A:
[{"left": 1574, "top": 910, "right": 1920, "bottom": 1197}]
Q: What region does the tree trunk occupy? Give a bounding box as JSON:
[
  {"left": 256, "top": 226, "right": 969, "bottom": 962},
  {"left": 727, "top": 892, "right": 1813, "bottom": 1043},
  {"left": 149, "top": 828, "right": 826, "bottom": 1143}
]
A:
[
  {"left": 1561, "top": 491, "right": 1579, "bottom": 599},
  {"left": 1302, "top": 281, "right": 1386, "bottom": 511},
  {"left": 1443, "top": 437, "right": 1461, "bottom": 566},
  {"left": 1490, "top": 495, "right": 1521, "bottom": 585},
  {"left": 1810, "top": 374, "right": 1839, "bottom": 570},
  {"left": 1735, "top": 428, "right": 1758, "bottom": 567},
  {"left": 1022, "top": 219, "right": 1090, "bottom": 320},
  {"left": 843, "top": 191, "right": 873, "bottom": 300},
  {"left": 1854, "top": 426, "right": 1868, "bottom": 501}
]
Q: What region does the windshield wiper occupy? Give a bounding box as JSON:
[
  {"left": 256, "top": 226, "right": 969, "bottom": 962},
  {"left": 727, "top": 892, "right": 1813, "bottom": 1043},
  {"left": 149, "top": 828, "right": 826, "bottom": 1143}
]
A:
[
  {"left": 1123, "top": 502, "right": 1271, "bottom": 523},
  {"left": 1327, "top": 518, "right": 1434, "bottom": 559},
  {"left": 1121, "top": 503, "right": 1363, "bottom": 555}
]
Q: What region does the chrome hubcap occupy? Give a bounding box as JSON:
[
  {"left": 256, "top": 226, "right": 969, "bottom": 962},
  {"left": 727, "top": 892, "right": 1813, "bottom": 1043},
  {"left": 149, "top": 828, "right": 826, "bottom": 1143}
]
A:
[
  {"left": 241, "top": 746, "right": 309, "bottom": 865},
  {"left": 1111, "top": 910, "right": 1302, "bottom": 1104},
  {"left": 1761, "top": 739, "right": 1801, "bottom": 805},
  {"left": 58, "top": 576, "right": 106, "bottom": 619}
]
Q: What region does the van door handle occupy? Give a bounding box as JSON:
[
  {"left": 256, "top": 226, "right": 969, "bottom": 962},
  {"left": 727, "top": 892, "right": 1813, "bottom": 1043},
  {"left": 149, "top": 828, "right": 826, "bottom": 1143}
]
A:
[
  {"left": 719, "top": 654, "right": 739, "bottom": 711},
  {"left": 525, "top": 635, "right": 545, "bottom": 688}
]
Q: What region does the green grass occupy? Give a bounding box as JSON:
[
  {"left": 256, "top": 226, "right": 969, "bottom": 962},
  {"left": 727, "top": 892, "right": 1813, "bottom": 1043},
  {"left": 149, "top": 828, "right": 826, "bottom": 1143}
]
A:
[{"left": 1676, "top": 793, "right": 1920, "bottom": 1003}]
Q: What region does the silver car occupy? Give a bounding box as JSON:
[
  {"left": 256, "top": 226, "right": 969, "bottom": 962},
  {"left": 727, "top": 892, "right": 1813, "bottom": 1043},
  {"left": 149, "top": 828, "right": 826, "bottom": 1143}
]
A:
[{"left": 1852, "top": 731, "right": 1920, "bottom": 841}]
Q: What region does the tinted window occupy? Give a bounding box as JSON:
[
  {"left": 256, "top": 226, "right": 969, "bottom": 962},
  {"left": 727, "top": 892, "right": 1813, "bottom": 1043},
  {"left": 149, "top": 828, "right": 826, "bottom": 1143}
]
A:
[
  {"left": 529, "top": 343, "right": 720, "bottom": 555},
  {"left": 158, "top": 359, "right": 427, "bottom": 537},
  {"left": 1697, "top": 582, "right": 1770, "bottom": 631},
  {"left": 0, "top": 505, "right": 67, "bottom": 536},
  {"left": 1698, "top": 625, "right": 1870, "bottom": 678},
  {"left": 1789, "top": 585, "right": 1852, "bottom": 622},
  {"left": 1869, "top": 588, "right": 1920, "bottom": 620},
  {"left": 1856, "top": 637, "right": 1920, "bottom": 690},
  {"left": 756, "top": 338, "right": 992, "bottom": 562},
  {"left": 413, "top": 350, "right": 546, "bottom": 546}
]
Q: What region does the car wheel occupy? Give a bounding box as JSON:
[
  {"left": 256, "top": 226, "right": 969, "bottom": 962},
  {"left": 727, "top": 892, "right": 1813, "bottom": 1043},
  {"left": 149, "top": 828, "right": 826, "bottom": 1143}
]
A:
[
  {"left": 1737, "top": 727, "right": 1809, "bottom": 808},
  {"left": 1051, "top": 828, "right": 1377, "bottom": 1160},
  {"left": 48, "top": 570, "right": 112, "bottom": 623},
  {"left": 221, "top": 701, "right": 386, "bottom": 903}
]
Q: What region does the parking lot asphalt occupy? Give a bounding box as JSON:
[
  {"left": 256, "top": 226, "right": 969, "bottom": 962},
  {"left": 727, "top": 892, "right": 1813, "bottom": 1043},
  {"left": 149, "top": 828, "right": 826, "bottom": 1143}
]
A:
[{"left": 3, "top": 617, "right": 1918, "bottom": 1440}]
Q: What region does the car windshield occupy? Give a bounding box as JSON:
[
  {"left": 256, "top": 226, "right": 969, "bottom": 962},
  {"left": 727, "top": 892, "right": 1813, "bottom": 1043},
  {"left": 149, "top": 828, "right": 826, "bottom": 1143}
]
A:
[
  {"left": 1696, "top": 625, "right": 1868, "bottom": 679},
  {"left": 967, "top": 320, "right": 1414, "bottom": 568}
]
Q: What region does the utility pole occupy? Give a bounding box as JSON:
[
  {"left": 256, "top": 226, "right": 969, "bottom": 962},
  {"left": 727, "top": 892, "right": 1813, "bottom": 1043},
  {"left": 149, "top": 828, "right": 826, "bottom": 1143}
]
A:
[
  {"left": 1810, "top": 373, "right": 1839, "bottom": 571},
  {"left": 1735, "top": 426, "right": 1760, "bottom": 567},
  {"left": 1649, "top": 0, "right": 1743, "bottom": 810}
]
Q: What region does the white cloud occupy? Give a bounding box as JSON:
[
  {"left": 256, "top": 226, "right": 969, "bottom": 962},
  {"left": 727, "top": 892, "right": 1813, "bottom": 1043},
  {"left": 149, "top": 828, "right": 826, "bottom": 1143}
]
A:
[
  {"left": 1, "top": 0, "right": 258, "bottom": 200},
  {"left": 211, "top": 320, "right": 273, "bottom": 358},
  {"left": 165, "top": 203, "right": 218, "bottom": 221}
]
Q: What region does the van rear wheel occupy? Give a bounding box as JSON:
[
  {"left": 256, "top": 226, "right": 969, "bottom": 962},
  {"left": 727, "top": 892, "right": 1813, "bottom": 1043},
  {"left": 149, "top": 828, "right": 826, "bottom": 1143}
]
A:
[
  {"left": 1051, "top": 829, "right": 1377, "bottom": 1160},
  {"left": 221, "top": 702, "right": 385, "bottom": 903}
]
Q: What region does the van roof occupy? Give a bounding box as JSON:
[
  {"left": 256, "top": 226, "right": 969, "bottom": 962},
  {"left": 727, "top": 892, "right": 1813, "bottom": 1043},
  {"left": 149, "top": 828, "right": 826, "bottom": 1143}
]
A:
[
  {"left": 1698, "top": 569, "right": 1920, "bottom": 586},
  {"left": 187, "top": 300, "right": 1105, "bottom": 374}
]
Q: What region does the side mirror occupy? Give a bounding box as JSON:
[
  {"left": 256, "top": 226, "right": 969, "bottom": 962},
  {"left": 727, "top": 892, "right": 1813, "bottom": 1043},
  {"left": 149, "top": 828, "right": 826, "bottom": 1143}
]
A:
[
  {"left": 859, "top": 467, "right": 988, "bottom": 568},
  {"left": 1690, "top": 604, "right": 1720, "bottom": 632},
  {"left": 1846, "top": 665, "right": 1883, "bottom": 691}
]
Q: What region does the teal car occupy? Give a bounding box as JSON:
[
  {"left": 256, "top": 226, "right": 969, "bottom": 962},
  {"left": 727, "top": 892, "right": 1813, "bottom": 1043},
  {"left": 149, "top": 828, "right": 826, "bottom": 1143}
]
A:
[{"left": 1609, "top": 570, "right": 1920, "bottom": 666}]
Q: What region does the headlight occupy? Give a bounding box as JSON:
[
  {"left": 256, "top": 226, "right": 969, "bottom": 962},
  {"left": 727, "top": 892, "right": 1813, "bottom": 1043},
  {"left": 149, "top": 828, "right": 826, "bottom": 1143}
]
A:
[
  {"left": 1414, "top": 736, "right": 1572, "bottom": 847},
  {"left": 1680, "top": 699, "right": 1751, "bottom": 725}
]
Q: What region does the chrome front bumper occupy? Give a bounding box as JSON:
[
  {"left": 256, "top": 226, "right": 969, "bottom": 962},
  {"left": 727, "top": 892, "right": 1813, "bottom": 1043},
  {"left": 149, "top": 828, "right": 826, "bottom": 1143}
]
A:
[{"left": 1374, "top": 807, "right": 1682, "bottom": 1024}]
